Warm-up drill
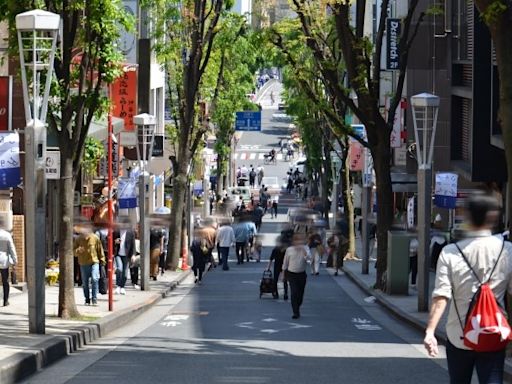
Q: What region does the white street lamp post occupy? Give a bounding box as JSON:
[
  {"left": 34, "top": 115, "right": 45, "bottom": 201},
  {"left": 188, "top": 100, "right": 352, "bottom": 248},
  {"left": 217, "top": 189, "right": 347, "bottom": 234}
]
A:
[
  {"left": 330, "top": 150, "right": 342, "bottom": 230},
  {"left": 16, "top": 9, "right": 60, "bottom": 334},
  {"left": 134, "top": 113, "right": 156, "bottom": 291},
  {"left": 411, "top": 93, "right": 440, "bottom": 312}
]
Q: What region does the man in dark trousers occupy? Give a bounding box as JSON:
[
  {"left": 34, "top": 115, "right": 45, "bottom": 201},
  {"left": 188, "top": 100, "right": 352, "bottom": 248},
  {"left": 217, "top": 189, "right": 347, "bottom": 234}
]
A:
[
  {"left": 268, "top": 238, "right": 288, "bottom": 300},
  {"left": 114, "top": 227, "right": 135, "bottom": 295},
  {"left": 282, "top": 233, "right": 311, "bottom": 319}
]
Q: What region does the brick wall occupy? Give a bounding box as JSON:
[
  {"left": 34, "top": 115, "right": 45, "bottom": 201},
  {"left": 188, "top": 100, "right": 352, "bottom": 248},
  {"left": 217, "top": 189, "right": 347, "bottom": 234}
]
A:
[{"left": 12, "top": 215, "right": 25, "bottom": 282}]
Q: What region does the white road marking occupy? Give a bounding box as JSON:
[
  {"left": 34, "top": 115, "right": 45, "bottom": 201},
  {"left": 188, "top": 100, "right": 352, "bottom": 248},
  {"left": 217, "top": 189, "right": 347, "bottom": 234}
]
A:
[
  {"left": 165, "top": 314, "right": 190, "bottom": 321},
  {"left": 160, "top": 321, "right": 182, "bottom": 327},
  {"left": 249, "top": 153, "right": 256, "bottom": 160},
  {"left": 355, "top": 324, "right": 382, "bottom": 331},
  {"left": 262, "top": 318, "right": 278, "bottom": 322},
  {"left": 260, "top": 329, "right": 279, "bottom": 334},
  {"left": 258, "top": 153, "right": 265, "bottom": 159}
]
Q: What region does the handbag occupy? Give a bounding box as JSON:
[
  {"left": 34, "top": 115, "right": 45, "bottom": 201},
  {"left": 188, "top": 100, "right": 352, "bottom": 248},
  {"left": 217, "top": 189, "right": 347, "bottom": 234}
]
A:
[
  {"left": 11, "top": 269, "right": 17, "bottom": 284},
  {"left": 98, "top": 264, "right": 107, "bottom": 295}
]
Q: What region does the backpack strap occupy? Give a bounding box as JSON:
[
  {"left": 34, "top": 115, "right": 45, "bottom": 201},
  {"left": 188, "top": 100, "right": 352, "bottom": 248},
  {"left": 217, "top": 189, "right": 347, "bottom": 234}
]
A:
[{"left": 454, "top": 243, "right": 482, "bottom": 284}]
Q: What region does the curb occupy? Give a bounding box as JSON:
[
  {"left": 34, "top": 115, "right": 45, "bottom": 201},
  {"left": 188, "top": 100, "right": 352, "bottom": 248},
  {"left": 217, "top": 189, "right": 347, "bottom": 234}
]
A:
[
  {"left": 342, "top": 266, "right": 512, "bottom": 382},
  {"left": 1, "top": 270, "right": 191, "bottom": 384}
]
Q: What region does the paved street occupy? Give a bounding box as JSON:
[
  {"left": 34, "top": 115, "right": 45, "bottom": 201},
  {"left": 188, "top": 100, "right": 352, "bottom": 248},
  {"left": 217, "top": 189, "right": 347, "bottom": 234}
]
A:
[{"left": 19, "top": 88, "right": 451, "bottom": 384}]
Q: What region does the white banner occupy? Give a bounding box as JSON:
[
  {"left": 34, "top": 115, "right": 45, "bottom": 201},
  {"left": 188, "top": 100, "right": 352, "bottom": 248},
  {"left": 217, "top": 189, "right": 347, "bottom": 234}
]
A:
[
  {"left": 45, "top": 150, "right": 60, "bottom": 179},
  {"left": 435, "top": 173, "right": 458, "bottom": 197}
]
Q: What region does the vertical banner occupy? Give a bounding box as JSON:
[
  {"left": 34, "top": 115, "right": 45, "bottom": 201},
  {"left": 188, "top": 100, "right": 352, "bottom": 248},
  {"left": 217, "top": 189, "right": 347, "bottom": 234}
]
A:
[
  {"left": 0, "top": 76, "right": 12, "bottom": 131},
  {"left": 434, "top": 173, "right": 458, "bottom": 209},
  {"left": 0, "top": 132, "right": 20, "bottom": 188},
  {"left": 390, "top": 104, "right": 402, "bottom": 148},
  {"left": 99, "top": 135, "right": 119, "bottom": 177},
  {"left": 386, "top": 18, "right": 401, "bottom": 70},
  {"left": 349, "top": 124, "right": 366, "bottom": 172},
  {"left": 112, "top": 69, "right": 137, "bottom": 131}
]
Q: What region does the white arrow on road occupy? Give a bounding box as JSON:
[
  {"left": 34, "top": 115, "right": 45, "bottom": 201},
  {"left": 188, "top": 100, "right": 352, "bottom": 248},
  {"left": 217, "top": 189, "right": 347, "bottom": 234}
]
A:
[{"left": 160, "top": 321, "right": 182, "bottom": 327}]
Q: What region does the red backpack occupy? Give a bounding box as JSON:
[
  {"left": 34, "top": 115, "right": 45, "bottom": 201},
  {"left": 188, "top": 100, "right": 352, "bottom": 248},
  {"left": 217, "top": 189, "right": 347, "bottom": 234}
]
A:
[{"left": 453, "top": 241, "right": 511, "bottom": 352}]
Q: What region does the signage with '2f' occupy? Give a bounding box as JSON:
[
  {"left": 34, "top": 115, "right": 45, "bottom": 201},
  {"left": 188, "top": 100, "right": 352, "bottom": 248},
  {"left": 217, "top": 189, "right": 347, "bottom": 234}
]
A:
[{"left": 386, "top": 18, "right": 402, "bottom": 70}]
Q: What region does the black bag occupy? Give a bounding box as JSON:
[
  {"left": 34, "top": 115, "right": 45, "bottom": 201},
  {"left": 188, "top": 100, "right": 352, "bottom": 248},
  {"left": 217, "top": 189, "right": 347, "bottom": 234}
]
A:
[
  {"left": 11, "top": 269, "right": 17, "bottom": 285},
  {"left": 99, "top": 265, "right": 107, "bottom": 295},
  {"left": 259, "top": 269, "right": 274, "bottom": 298}
]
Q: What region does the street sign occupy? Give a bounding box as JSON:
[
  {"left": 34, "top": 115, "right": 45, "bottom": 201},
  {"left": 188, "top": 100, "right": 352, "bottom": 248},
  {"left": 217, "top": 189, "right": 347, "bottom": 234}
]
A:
[
  {"left": 386, "top": 18, "right": 402, "bottom": 70},
  {"left": 117, "top": 177, "right": 137, "bottom": 208},
  {"left": 434, "top": 172, "right": 458, "bottom": 209},
  {"left": 235, "top": 111, "right": 261, "bottom": 131}
]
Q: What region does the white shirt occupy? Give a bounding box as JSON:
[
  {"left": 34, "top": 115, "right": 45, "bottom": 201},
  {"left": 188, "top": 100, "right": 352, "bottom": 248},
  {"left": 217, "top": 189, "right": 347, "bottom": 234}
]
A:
[
  {"left": 432, "top": 231, "right": 512, "bottom": 350},
  {"left": 118, "top": 230, "right": 127, "bottom": 256},
  {"left": 283, "top": 245, "right": 311, "bottom": 273},
  {"left": 216, "top": 225, "right": 235, "bottom": 247}
]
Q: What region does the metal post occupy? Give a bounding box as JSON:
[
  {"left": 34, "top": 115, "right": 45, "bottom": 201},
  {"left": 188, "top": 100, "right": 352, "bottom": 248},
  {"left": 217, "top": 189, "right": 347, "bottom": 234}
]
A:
[
  {"left": 361, "top": 186, "right": 372, "bottom": 274},
  {"left": 417, "top": 166, "right": 432, "bottom": 312},
  {"left": 139, "top": 173, "right": 150, "bottom": 290},
  {"left": 25, "top": 119, "right": 46, "bottom": 334},
  {"left": 331, "top": 179, "right": 338, "bottom": 230},
  {"left": 107, "top": 112, "right": 114, "bottom": 311},
  {"left": 203, "top": 176, "right": 210, "bottom": 217}
]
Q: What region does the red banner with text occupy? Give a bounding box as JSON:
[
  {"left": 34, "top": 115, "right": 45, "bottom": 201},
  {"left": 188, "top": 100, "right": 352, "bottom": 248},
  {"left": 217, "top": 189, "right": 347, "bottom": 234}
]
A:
[
  {"left": 111, "top": 69, "right": 137, "bottom": 132},
  {"left": 0, "top": 77, "right": 11, "bottom": 131}
]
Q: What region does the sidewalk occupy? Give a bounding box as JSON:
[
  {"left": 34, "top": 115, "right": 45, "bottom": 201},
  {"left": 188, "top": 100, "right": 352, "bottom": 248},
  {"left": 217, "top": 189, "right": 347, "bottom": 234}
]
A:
[
  {"left": 341, "top": 237, "right": 512, "bottom": 381},
  {"left": 0, "top": 269, "right": 190, "bottom": 384}
]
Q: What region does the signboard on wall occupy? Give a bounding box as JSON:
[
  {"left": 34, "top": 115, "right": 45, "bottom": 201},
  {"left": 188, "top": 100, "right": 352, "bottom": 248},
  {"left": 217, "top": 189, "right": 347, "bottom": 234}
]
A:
[
  {"left": 45, "top": 149, "right": 61, "bottom": 179},
  {"left": 386, "top": 18, "right": 402, "bottom": 70},
  {"left": 434, "top": 172, "right": 458, "bottom": 209},
  {"left": 349, "top": 124, "right": 366, "bottom": 172}
]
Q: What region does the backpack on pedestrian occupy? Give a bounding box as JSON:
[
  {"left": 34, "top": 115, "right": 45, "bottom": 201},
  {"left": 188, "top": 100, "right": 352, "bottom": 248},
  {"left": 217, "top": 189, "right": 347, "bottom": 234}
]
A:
[{"left": 453, "top": 241, "right": 512, "bottom": 352}]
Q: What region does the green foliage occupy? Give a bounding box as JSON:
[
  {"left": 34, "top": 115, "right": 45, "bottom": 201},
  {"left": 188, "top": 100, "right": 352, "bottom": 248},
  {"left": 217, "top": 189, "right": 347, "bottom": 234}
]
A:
[
  {"left": 480, "top": 0, "right": 508, "bottom": 24},
  {"left": 81, "top": 137, "right": 105, "bottom": 176}
]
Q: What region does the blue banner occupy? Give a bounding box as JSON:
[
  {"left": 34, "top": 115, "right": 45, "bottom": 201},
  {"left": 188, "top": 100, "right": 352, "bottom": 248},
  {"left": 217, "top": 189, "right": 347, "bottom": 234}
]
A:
[{"left": 434, "top": 195, "right": 457, "bottom": 209}]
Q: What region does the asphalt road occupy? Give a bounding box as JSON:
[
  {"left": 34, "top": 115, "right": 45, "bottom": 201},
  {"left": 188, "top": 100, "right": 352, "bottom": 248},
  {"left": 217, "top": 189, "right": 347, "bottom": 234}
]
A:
[{"left": 21, "top": 90, "right": 450, "bottom": 384}]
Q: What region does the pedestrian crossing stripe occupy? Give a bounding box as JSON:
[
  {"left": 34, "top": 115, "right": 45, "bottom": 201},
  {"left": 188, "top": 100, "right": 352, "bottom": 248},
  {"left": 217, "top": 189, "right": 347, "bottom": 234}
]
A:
[{"left": 233, "top": 153, "right": 285, "bottom": 161}]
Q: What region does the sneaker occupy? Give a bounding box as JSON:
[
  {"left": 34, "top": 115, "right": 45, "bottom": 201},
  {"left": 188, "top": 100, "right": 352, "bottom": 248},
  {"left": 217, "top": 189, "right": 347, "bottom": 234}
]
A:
[
  {"left": 85, "top": 299, "right": 91, "bottom": 305},
  {"left": 120, "top": 288, "right": 126, "bottom": 295},
  {"left": 195, "top": 278, "right": 198, "bottom": 284},
  {"left": 283, "top": 294, "right": 288, "bottom": 301},
  {"left": 133, "top": 284, "right": 140, "bottom": 290},
  {"left": 92, "top": 299, "right": 98, "bottom": 306},
  {"left": 115, "top": 286, "right": 121, "bottom": 295}
]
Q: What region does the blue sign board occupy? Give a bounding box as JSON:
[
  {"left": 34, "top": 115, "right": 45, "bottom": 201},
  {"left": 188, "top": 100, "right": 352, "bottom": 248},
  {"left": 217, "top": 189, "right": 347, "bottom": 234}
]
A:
[
  {"left": 117, "top": 178, "right": 138, "bottom": 209},
  {"left": 351, "top": 124, "right": 366, "bottom": 140},
  {"left": 235, "top": 111, "right": 261, "bottom": 131},
  {"left": 0, "top": 132, "right": 20, "bottom": 189}
]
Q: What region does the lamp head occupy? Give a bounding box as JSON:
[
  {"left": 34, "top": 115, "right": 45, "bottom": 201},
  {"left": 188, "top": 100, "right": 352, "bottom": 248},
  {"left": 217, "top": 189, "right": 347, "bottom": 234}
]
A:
[{"left": 16, "top": 9, "right": 60, "bottom": 32}]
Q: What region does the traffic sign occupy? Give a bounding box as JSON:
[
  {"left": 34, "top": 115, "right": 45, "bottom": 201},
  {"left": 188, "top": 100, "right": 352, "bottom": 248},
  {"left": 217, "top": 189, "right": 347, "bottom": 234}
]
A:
[{"left": 235, "top": 111, "right": 261, "bottom": 131}]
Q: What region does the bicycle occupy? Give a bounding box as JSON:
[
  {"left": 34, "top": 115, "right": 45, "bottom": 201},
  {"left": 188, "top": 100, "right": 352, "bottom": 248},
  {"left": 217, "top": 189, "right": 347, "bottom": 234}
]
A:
[{"left": 263, "top": 155, "right": 276, "bottom": 165}]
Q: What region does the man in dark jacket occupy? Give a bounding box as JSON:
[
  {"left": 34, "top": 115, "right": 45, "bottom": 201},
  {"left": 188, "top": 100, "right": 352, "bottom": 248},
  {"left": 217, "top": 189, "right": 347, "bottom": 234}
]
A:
[
  {"left": 269, "top": 238, "right": 288, "bottom": 300},
  {"left": 114, "top": 227, "right": 135, "bottom": 295}
]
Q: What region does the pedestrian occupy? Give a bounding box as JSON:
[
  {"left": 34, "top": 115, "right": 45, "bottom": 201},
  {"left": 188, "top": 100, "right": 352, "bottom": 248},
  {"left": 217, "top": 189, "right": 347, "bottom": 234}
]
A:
[
  {"left": 257, "top": 166, "right": 264, "bottom": 186},
  {"left": 249, "top": 167, "right": 256, "bottom": 188},
  {"left": 409, "top": 236, "right": 418, "bottom": 286},
  {"left": 244, "top": 216, "right": 257, "bottom": 261},
  {"left": 114, "top": 227, "right": 135, "bottom": 294},
  {"left": 0, "top": 217, "right": 17, "bottom": 307},
  {"left": 74, "top": 225, "right": 106, "bottom": 305},
  {"left": 283, "top": 233, "right": 311, "bottom": 319},
  {"left": 308, "top": 232, "right": 324, "bottom": 275},
  {"left": 233, "top": 216, "right": 250, "bottom": 264},
  {"left": 130, "top": 236, "right": 141, "bottom": 289},
  {"left": 191, "top": 237, "right": 209, "bottom": 284},
  {"left": 271, "top": 198, "right": 278, "bottom": 218},
  {"left": 252, "top": 203, "right": 264, "bottom": 231},
  {"left": 268, "top": 238, "right": 288, "bottom": 300},
  {"left": 149, "top": 227, "right": 164, "bottom": 281},
  {"left": 260, "top": 187, "right": 270, "bottom": 214},
  {"left": 197, "top": 220, "right": 217, "bottom": 268},
  {"left": 216, "top": 220, "right": 235, "bottom": 270},
  {"left": 424, "top": 191, "right": 512, "bottom": 384}
]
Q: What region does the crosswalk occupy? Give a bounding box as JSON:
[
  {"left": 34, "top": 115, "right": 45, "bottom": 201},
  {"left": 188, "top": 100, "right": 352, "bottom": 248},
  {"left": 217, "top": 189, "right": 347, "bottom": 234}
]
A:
[{"left": 234, "top": 152, "right": 286, "bottom": 161}]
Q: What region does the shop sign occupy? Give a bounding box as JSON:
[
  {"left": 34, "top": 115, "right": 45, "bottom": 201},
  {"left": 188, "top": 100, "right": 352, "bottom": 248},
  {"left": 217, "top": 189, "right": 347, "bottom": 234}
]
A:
[{"left": 386, "top": 18, "right": 401, "bottom": 70}]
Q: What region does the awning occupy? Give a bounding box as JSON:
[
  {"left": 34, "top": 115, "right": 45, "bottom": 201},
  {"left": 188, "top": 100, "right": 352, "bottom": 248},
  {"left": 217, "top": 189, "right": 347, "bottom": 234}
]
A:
[{"left": 88, "top": 116, "right": 124, "bottom": 141}]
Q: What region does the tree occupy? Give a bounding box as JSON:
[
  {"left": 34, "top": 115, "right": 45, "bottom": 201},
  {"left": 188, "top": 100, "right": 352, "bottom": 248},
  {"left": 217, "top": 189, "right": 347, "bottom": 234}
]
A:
[
  {"left": 473, "top": 0, "right": 512, "bottom": 225},
  {"left": 208, "top": 14, "right": 259, "bottom": 195},
  {"left": 146, "top": 0, "right": 234, "bottom": 269},
  {"left": 0, "top": 0, "right": 131, "bottom": 317},
  {"left": 289, "top": 0, "right": 424, "bottom": 288},
  {"left": 270, "top": 17, "right": 358, "bottom": 260}
]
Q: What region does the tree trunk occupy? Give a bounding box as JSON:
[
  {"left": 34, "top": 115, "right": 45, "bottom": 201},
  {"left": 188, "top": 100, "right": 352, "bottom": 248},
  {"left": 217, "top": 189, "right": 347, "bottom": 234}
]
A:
[
  {"left": 58, "top": 153, "right": 80, "bottom": 318},
  {"left": 371, "top": 130, "right": 394, "bottom": 290},
  {"left": 343, "top": 148, "right": 356, "bottom": 259},
  {"left": 216, "top": 154, "right": 224, "bottom": 198},
  {"left": 166, "top": 164, "right": 188, "bottom": 270}
]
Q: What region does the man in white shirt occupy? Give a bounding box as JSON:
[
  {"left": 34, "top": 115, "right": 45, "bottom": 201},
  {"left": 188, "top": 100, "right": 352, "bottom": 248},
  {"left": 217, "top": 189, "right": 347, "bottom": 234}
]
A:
[
  {"left": 283, "top": 233, "right": 311, "bottom": 319},
  {"left": 216, "top": 221, "right": 235, "bottom": 271},
  {"left": 425, "top": 191, "right": 512, "bottom": 383}
]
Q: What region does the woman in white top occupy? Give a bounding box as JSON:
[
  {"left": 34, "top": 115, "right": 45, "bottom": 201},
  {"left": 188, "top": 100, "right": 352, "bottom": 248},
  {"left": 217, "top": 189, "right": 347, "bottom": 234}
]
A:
[
  {"left": 283, "top": 233, "right": 311, "bottom": 319},
  {"left": 0, "top": 217, "right": 17, "bottom": 307}
]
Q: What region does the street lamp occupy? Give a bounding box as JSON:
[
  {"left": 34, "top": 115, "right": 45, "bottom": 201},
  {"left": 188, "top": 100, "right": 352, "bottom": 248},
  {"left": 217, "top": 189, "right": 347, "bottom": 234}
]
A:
[
  {"left": 411, "top": 92, "right": 440, "bottom": 312},
  {"left": 134, "top": 113, "right": 156, "bottom": 291},
  {"left": 16, "top": 9, "right": 60, "bottom": 334},
  {"left": 330, "top": 150, "right": 342, "bottom": 230}
]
